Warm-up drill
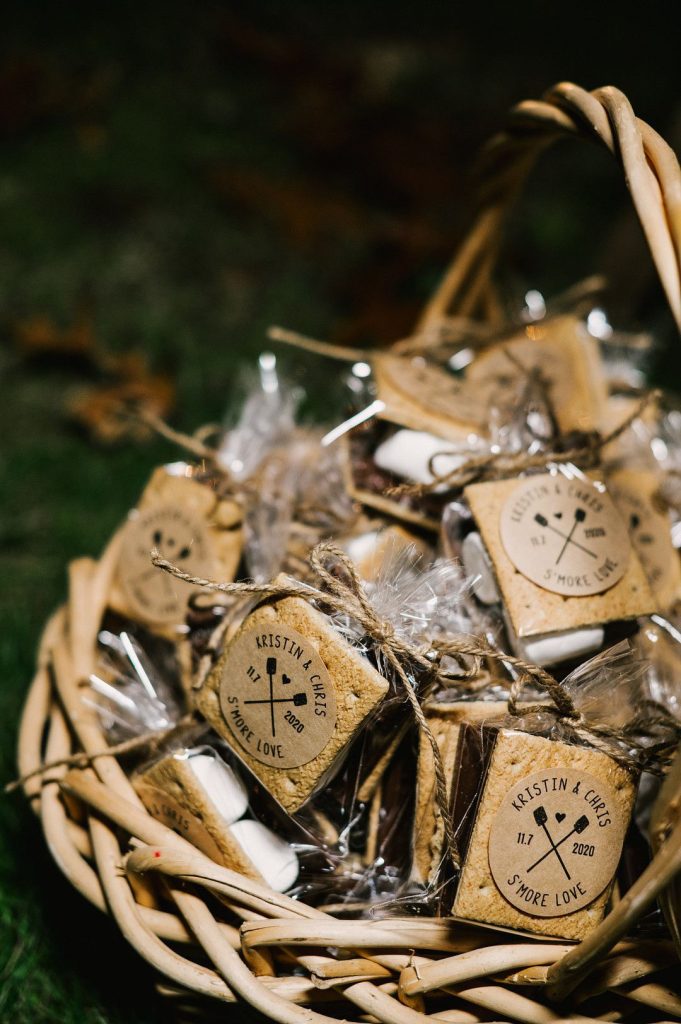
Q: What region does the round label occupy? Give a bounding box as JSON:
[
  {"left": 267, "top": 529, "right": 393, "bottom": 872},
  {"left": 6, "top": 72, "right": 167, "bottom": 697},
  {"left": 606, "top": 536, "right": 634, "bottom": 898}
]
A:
[
  {"left": 118, "top": 505, "right": 216, "bottom": 625},
  {"left": 488, "top": 767, "right": 627, "bottom": 917},
  {"left": 218, "top": 626, "right": 337, "bottom": 769},
  {"left": 499, "top": 475, "right": 631, "bottom": 597}
]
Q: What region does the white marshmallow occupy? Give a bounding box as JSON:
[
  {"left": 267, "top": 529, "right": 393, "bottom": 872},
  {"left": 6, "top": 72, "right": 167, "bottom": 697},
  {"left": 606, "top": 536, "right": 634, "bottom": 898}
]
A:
[
  {"left": 164, "top": 461, "right": 193, "bottom": 477},
  {"left": 461, "top": 532, "right": 501, "bottom": 605},
  {"left": 516, "top": 627, "right": 605, "bottom": 668},
  {"left": 188, "top": 752, "right": 249, "bottom": 825},
  {"left": 343, "top": 531, "right": 380, "bottom": 565},
  {"left": 373, "top": 430, "right": 465, "bottom": 485},
  {"left": 228, "top": 818, "right": 299, "bottom": 893}
]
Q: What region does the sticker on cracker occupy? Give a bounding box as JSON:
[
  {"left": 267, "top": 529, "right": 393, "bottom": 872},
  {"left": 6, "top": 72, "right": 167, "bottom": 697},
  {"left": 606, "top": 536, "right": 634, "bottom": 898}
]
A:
[
  {"left": 218, "top": 625, "right": 337, "bottom": 769},
  {"left": 488, "top": 766, "right": 628, "bottom": 918},
  {"left": 499, "top": 474, "right": 631, "bottom": 597},
  {"left": 608, "top": 467, "right": 681, "bottom": 609},
  {"left": 197, "top": 592, "right": 389, "bottom": 812},
  {"left": 111, "top": 466, "right": 243, "bottom": 631},
  {"left": 450, "top": 728, "right": 636, "bottom": 940},
  {"left": 119, "top": 506, "right": 216, "bottom": 623},
  {"left": 464, "top": 474, "right": 655, "bottom": 642}
]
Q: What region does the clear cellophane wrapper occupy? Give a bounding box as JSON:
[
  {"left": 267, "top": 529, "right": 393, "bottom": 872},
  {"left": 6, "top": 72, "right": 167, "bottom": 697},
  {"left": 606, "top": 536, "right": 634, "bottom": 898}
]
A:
[
  {"left": 85, "top": 298, "right": 681, "bottom": 916},
  {"left": 184, "top": 544, "right": 486, "bottom": 911},
  {"left": 407, "top": 642, "right": 680, "bottom": 925}
]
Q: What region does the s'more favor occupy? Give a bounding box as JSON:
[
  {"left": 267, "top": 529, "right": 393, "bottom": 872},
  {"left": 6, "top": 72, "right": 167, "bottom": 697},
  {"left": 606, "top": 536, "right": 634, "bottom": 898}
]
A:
[
  {"left": 342, "top": 353, "right": 497, "bottom": 531},
  {"left": 195, "top": 591, "right": 389, "bottom": 813},
  {"left": 465, "top": 315, "right": 609, "bottom": 437},
  {"left": 134, "top": 746, "right": 302, "bottom": 892},
  {"left": 446, "top": 725, "right": 636, "bottom": 940},
  {"left": 458, "top": 469, "right": 656, "bottom": 667},
  {"left": 109, "top": 464, "right": 243, "bottom": 635}
]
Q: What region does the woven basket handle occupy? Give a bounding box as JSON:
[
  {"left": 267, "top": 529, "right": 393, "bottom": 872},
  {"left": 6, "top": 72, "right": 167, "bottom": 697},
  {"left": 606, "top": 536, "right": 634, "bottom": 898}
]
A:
[{"left": 418, "top": 82, "right": 681, "bottom": 333}]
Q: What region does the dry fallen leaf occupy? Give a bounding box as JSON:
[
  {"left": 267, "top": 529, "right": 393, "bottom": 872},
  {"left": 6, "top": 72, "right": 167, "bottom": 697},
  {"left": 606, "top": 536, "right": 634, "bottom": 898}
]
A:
[
  {"left": 14, "top": 314, "right": 98, "bottom": 360},
  {"left": 15, "top": 311, "right": 175, "bottom": 443},
  {"left": 68, "top": 369, "right": 175, "bottom": 444}
]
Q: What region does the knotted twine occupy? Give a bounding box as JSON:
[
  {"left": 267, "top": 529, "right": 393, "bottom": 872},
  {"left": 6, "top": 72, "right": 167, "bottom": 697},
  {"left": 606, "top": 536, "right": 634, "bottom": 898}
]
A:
[
  {"left": 149, "top": 540, "right": 680, "bottom": 872},
  {"left": 388, "top": 389, "right": 659, "bottom": 498},
  {"left": 10, "top": 539, "right": 680, "bottom": 872}
]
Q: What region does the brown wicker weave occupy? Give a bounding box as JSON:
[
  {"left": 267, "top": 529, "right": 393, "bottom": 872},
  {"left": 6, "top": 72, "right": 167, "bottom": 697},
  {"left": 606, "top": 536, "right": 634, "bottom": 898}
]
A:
[{"left": 17, "top": 83, "right": 681, "bottom": 1023}]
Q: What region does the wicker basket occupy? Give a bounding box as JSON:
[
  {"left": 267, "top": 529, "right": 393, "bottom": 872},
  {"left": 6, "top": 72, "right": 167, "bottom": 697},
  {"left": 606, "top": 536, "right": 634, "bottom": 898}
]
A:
[{"left": 17, "top": 83, "right": 681, "bottom": 1023}]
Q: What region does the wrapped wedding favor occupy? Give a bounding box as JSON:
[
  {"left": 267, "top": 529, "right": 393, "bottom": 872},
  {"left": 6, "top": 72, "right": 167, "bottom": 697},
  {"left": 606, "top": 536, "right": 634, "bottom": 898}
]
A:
[
  {"left": 341, "top": 354, "right": 494, "bottom": 530},
  {"left": 19, "top": 84, "right": 681, "bottom": 1022},
  {"left": 460, "top": 466, "right": 656, "bottom": 666},
  {"left": 133, "top": 745, "right": 302, "bottom": 892},
  {"left": 109, "top": 464, "right": 243, "bottom": 634},
  {"left": 448, "top": 724, "right": 635, "bottom": 939},
  {"left": 438, "top": 645, "right": 660, "bottom": 940},
  {"left": 464, "top": 314, "right": 609, "bottom": 436},
  {"left": 342, "top": 312, "right": 622, "bottom": 536},
  {"left": 194, "top": 588, "right": 390, "bottom": 813}
]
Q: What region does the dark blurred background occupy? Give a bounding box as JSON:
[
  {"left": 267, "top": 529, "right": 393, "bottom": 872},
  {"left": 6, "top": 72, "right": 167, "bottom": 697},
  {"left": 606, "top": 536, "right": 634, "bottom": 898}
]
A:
[{"left": 1, "top": 4, "right": 680, "bottom": 1021}]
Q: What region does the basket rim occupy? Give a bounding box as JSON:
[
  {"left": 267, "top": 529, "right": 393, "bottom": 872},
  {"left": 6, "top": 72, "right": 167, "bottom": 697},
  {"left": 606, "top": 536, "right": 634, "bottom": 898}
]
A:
[
  {"left": 16, "top": 81, "right": 681, "bottom": 1023},
  {"left": 419, "top": 82, "right": 681, "bottom": 337},
  {"left": 17, "top": 532, "right": 681, "bottom": 1021}
]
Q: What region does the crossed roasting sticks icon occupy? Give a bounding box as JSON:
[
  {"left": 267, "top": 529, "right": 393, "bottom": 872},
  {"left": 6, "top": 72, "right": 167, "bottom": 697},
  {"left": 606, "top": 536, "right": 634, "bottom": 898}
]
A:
[
  {"left": 243, "top": 657, "right": 308, "bottom": 739},
  {"left": 527, "top": 806, "right": 591, "bottom": 881},
  {"left": 533, "top": 506, "right": 598, "bottom": 565}
]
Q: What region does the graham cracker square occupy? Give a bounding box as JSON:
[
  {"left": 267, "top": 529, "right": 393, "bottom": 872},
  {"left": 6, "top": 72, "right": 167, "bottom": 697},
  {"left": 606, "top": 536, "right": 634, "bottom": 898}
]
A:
[
  {"left": 465, "top": 475, "right": 656, "bottom": 638},
  {"left": 451, "top": 729, "right": 636, "bottom": 940},
  {"left": 196, "top": 595, "right": 389, "bottom": 813},
  {"left": 465, "top": 316, "right": 608, "bottom": 435}
]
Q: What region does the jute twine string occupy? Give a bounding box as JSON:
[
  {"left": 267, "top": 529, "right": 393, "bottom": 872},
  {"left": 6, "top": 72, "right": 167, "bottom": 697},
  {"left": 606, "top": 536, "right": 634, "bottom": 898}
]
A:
[
  {"left": 9, "top": 540, "right": 679, "bottom": 867},
  {"left": 5, "top": 713, "right": 196, "bottom": 794},
  {"left": 148, "top": 541, "right": 679, "bottom": 865},
  {"left": 388, "top": 389, "right": 660, "bottom": 498}
]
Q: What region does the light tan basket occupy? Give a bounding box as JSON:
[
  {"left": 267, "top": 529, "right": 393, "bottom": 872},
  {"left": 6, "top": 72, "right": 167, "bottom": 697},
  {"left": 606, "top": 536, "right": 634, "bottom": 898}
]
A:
[{"left": 17, "top": 83, "right": 681, "bottom": 1023}]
